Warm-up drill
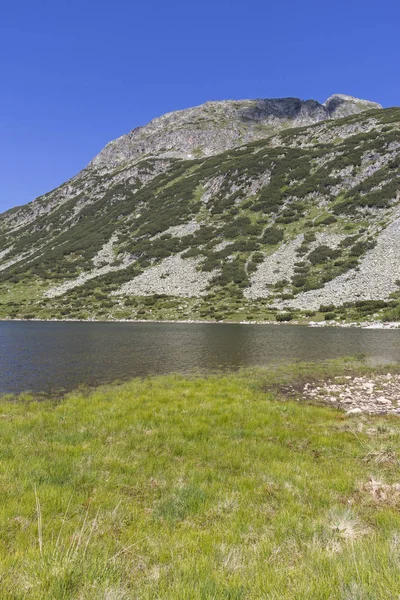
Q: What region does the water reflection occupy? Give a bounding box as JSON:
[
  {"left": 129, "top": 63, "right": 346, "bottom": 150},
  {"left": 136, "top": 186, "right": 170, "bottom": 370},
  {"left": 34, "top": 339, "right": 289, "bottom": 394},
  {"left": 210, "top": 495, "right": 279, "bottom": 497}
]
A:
[{"left": 1, "top": 321, "right": 400, "bottom": 394}]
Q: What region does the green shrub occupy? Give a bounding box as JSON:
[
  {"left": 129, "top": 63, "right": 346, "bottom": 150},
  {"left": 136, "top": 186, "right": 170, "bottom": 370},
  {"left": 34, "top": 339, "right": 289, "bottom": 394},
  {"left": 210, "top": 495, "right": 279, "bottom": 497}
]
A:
[
  {"left": 292, "top": 275, "right": 307, "bottom": 288},
  {"left": 201, "top": 256, "right": 221, "bottom": 272},
  {"left": 125, "top": 298, "right": 137, "bottom": 306},
  {"left": 230, "top": 238, "right": 260, "bottom": 252},
  {"left": 339, "top": 235, "right": 359, "bottom": 248},
  {"left": 182, "top": 247, "right": 202, "bottom": 258},
  {"left": 274, "top": 279, "right": 288, "bottom": 290},
  {"left": 212, "top": 259, "right": 249, "bottom": 289},
  {"left": 324, "top": 312, "right": 336, "bottom": 321},
  {"left": 319, "top": 215, "right": 337, "bottom": 225},
  {"left": 262, "top": 227, "right": 284, "bottom": 245},
  {"left": 251, "top": 252, "right": 264, "bottom": 264},
  {"left": 349, "top": 239, "right": 376, "bottom": 257},
  {"left": 223, "top": 217, "right": 261, "bottom": 239},
  {"left": 294, "top": 265, "right": 309, "bottom": 274},
  {"left": 304, "top": 232, "right": 316, "bottom": 243},
  {"left": 383, "top": 305, "right": 400, "bottom": 321},
  {"left": 276, "top": 312, "right": 293, "bottom": 322},
  {"left": 308, "top": 245, "right": 340, "bottom": 265},
  {"left": 344, "top": 300, "right": 390, "bottom": 312},
  {"left": 296, "top": 244, "right": 310, "bottom": 256},
  {"left": 319, "top": 304, "right": 336, "bottom": 312}
]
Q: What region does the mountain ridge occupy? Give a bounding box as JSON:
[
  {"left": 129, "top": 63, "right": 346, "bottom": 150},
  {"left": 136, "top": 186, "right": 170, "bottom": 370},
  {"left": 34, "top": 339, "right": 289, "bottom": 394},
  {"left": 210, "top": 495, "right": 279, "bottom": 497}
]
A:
[{"left": 89, "top": 94, "right": 382, "bottom": 170}]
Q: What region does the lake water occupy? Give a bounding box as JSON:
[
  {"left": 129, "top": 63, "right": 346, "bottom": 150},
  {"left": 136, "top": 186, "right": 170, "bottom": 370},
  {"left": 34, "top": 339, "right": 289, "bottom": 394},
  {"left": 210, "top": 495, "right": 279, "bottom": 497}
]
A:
[{"left": 1, "top": 321, "right": 400, "bottom": 394}]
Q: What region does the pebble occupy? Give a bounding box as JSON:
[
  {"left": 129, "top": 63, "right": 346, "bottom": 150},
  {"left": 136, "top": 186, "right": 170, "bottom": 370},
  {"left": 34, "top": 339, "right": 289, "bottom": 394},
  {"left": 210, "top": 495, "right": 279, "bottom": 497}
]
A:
[
  {"left": 346, "top": 408, "right": 363, "bottom": 416},
  {"left": 301, "top": 373, "right": 400, "bottom": 415}
]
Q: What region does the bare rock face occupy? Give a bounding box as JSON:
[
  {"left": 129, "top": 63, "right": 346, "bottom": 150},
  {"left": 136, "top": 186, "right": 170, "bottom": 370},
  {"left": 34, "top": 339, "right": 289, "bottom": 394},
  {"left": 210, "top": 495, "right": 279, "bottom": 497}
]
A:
[
  {"left": 324, "top": 94, "right": 382, "bottom": 119},
  {"left": 90, "top": 95, "right": 382, "bottom": 171}
]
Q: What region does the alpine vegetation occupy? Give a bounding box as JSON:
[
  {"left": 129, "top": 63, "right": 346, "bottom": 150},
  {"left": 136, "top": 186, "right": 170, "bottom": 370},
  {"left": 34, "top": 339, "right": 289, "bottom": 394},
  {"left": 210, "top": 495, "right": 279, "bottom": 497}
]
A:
[{"left": 1, "top": 94, "right": 400, "bottom": 324}]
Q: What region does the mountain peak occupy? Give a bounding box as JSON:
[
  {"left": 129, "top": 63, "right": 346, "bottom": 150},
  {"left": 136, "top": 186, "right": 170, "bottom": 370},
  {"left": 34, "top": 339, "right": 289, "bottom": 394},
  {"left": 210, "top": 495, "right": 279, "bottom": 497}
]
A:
[
  {"left": 90, "top": 94, "right": 382, "bottom": 171},
  {"left": 323, "top": 94, "right": 382, "bottom": 118}
]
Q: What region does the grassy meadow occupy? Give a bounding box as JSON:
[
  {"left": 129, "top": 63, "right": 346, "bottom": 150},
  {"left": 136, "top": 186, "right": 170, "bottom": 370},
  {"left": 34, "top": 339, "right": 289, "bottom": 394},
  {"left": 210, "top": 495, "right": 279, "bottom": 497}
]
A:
[{"left": 1, "top": 361, "right": 400, "bottom": 598}]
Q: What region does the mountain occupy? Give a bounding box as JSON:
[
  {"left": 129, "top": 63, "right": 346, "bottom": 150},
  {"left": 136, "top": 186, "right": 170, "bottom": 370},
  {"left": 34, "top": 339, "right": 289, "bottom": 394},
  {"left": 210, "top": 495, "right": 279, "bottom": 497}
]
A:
[
  {"left": 90, "top": 94, "right": 381, "bottom": 169},
  {"left": 1, "top": 94, "right": 400, "bottom": 324}
]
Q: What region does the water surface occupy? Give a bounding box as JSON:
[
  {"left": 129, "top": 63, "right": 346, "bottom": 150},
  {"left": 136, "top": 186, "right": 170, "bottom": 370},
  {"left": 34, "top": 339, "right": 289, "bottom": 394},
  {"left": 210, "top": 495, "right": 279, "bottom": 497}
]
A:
[{"left": 1, "top": 321, "right": 400, "bottom": 394}]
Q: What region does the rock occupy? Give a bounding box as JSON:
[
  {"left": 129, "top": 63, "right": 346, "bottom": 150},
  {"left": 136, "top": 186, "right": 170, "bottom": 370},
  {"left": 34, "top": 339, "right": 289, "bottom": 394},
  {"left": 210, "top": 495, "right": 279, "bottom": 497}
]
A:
[
  {"left": 301, "top": 374, "right": 400, "bottom": 416},
  {"left": 346, "top": 408, "right": 363, "bottom": 416},
  {"left": 114, "top": 254, "right": 216, "bottom": 298},
  {"left": 323, "top": 94, "right": 382, "bottom": 118},
  {"left": 376, "top": 397, "right": 392, "bottom": 405}
]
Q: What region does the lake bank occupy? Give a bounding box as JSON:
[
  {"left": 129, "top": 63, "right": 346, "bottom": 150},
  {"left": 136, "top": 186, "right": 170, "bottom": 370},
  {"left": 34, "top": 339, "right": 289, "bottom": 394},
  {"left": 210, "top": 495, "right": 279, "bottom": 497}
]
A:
[
  {"left": 1, "top": 316, "right": 400, "bottom": 329},
  {"left": 2, "top": 361, "right": 400, "bottom": 599}
]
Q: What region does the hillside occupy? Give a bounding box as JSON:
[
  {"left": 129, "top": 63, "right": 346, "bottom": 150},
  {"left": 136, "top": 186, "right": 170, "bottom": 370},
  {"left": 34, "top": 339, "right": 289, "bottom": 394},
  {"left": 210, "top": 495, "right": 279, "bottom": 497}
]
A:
[{"left": 1, "top": 94, "right": 400, "bottom": 324}]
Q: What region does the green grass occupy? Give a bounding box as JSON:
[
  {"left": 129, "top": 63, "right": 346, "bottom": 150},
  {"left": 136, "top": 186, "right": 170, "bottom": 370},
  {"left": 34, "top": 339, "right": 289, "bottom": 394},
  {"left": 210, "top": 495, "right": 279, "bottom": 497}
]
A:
[{"left": 2, "top": 361, "right": 400, "bottom": 598}]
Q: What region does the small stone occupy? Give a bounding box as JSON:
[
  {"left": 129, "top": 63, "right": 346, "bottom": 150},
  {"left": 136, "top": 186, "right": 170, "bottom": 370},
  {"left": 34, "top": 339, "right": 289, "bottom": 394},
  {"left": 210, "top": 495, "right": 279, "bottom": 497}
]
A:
[
  {"left": 346, "top": 408, "right": 363, "bottom": 416},
  {"left": 376, "top": 397, "right": 391, "bottom": 404}
]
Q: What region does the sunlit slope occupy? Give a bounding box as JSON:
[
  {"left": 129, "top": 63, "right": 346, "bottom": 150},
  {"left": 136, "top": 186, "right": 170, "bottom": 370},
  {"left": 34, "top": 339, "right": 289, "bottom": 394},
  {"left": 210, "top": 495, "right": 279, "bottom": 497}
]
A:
[{"left": 0, "top": 101, "right": 399, "bottom": 322}]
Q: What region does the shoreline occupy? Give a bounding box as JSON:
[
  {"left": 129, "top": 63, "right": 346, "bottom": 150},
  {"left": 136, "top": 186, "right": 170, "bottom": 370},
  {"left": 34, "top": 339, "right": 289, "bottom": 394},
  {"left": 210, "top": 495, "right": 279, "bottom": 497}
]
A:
[{"left": 0, "top": 316, "right": 400, "bottom": 329}]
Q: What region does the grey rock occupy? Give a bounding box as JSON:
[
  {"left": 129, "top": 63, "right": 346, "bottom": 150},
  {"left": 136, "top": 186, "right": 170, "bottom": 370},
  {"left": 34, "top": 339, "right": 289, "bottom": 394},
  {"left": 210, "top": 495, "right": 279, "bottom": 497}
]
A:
[
  {"left": 90, "top": 95, "right": 381, "bottom": 171},
  {"left": 346, "top": 408, "right": 363, "bottom": 416},
  {"left": 324, "top": 94, "right": 381, "bottom": 118}
]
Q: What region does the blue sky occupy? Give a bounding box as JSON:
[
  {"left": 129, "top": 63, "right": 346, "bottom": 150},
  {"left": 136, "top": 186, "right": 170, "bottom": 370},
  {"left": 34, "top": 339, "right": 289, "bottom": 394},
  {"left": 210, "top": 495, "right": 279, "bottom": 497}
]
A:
[{"left": 0, "top": 0, "right": 399, "bottom": 212}]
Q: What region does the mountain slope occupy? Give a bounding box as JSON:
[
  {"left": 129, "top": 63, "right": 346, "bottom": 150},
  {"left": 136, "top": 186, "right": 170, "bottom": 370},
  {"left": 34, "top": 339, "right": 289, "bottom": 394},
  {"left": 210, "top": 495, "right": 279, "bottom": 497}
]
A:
[{"left": 1, "top": 95, "right": 400, "bottom": 324}]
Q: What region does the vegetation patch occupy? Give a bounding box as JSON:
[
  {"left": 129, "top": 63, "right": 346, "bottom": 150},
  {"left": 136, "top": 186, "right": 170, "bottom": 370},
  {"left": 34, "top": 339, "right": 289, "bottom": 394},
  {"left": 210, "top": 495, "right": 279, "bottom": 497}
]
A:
[{"left": 2, "top": 361, "right": 400, "bottom": 597}]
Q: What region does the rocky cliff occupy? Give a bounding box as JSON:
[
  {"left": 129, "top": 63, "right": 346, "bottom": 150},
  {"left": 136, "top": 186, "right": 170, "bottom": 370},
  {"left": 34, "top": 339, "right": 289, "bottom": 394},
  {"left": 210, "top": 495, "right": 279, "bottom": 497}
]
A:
[{"left": 1, "top": 93, "right": 400, "bottom": 324}]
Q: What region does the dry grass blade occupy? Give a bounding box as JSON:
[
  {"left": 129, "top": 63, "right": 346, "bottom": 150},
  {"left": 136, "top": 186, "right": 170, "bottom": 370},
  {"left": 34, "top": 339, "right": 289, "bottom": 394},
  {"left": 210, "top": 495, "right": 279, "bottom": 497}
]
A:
[
  {"left": 34, "top": 485, "right": 43, "bottom": 557},
  {"left": 109, "top": 537, "right": 148, "bottom": 563},
  {"left": 83, "top": 507, "right": 100, "bottom": 559},
  {"left": 363, "top": 448, "right": 399, "bottom": 465}
]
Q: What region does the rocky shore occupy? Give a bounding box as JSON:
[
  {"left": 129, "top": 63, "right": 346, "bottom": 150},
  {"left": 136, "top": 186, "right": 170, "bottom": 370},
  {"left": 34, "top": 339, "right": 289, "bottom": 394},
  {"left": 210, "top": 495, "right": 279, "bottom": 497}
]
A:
[{"left": 299, "top": 373, "right": 400, "bottom": 415}]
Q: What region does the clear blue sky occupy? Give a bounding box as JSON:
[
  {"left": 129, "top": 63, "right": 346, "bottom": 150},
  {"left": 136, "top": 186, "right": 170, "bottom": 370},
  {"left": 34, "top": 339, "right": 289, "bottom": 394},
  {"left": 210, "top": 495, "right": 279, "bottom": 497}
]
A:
[{"left": 1, "top": 0, "right": 399, "bottom": 213}]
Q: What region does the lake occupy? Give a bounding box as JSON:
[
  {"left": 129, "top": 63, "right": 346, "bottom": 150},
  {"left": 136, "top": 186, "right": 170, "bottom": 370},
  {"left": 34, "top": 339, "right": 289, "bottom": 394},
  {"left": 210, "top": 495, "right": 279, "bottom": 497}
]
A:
[{"left": 1, "top": 321, "right": 400, "bottom": 394}]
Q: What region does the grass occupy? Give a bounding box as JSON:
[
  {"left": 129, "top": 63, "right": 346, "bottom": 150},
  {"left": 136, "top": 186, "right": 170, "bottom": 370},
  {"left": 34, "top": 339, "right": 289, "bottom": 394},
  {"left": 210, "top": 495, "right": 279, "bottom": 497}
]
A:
[{"left": 2, "top": 360, "right": 400, "bottom": 598}]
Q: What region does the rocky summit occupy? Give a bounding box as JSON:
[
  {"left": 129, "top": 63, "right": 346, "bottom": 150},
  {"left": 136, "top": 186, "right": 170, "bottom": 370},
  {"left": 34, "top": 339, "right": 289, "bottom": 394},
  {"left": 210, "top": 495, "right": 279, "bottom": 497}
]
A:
[{"left": 1, "top": 93, "right": 400, "bottom": 324}]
